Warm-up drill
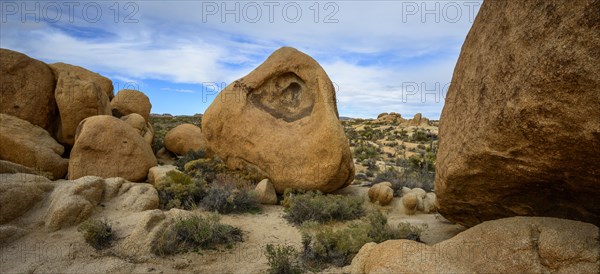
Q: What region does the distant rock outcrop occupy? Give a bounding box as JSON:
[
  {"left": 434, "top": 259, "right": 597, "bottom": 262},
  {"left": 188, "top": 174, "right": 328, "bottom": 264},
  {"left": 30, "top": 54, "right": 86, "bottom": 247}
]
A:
[
  {"left": 407, "top": 113, "right": 429, "bottom": 126},
  {"left": 0, "top": 48, "right": 58, "bottom": 133},
  {"left": 202, "top": 47, "right": 354, "bottom": 193},
  {"left": 110, "top": 89, "right": 152, "bottom": 121},
  {"left": 375, "top": 112, "right": 404, "bottom": 124},
  {"left": 351, "top": 217, "right": 600, "bottom": 274},
  {"left": 435, "top": 0, "right": 600, "bottom": 227},
  {"left": 164, "top": 124, "right": 206, "bottom": 156},
  {"left": 69, "top": 115, "right": 157, "bottom": 181},
  {"left": 0, "top": 114, "right": 68, "bottom": 179}
]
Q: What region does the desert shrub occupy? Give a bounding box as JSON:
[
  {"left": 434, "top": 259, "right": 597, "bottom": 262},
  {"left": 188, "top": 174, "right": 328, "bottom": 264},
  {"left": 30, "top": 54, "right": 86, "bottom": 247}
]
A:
[
  {"left": 373, "top": 168, "right": 408, "bottom": 196},
  {"left": 283, "top": 191, "right": 364, "bottom": 225},
  {"left": 78, "top": 219, "right": 113, "bottom": 250},
  {"left": 201, "top": 174, "right": 260, "bottom": 214},
  {"left": 300, "top": 210, "right": 414, "bottom": 268},
  {"left": 183, "top": 157, "right": 228, "bottom": 181},
  {"left": 264, "top": 244, "right": 303, "bottom": 274},
  {"left": 157, "top": 171, "right": 207, "bottom": 210},
  {"left": 361, "top": 158, "right": 378, "bottom": 172},
  {"left": 353, "top": 142, "right": 379, "bottom": 162},
  {"left": 154, "top": 213, "right": 242, "bottom": 256},
  {"left": 175, "top": 149, "right": 207, "bottom": 171},
  {"left": 397, "top": 222, "right": 427, "bottom": 242},
  {"left": 152, "top": 135, "right": 164, "bottom": 154},
  {"left": 183, "top": 157, "right": 263, "bottom": 185},
  {"left": 411, "top": 129, "right": 430, "bottom": 143}
]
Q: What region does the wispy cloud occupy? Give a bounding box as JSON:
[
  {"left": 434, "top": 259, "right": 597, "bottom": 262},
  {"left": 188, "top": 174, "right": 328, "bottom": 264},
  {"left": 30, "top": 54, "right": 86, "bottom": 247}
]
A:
[
  {"left": 161, "top": 87, "right": 195, "bottom": 93},
  {"left": 0, "top": 0, "right": 481, "bottom": 118}
]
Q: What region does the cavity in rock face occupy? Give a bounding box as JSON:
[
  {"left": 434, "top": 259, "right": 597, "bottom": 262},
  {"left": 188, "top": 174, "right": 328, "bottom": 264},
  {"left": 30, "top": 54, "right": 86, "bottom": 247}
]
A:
[
  {"left": 248, "top": 72, "right": 314, "bottom": 122},
  {"left": 202, "top": 47, "right": 354, "bottom": 193}
]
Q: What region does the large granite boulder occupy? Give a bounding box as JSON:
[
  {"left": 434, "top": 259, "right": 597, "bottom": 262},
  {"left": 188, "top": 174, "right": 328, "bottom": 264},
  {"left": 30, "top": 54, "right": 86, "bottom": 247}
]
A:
[
  {"left": 110, "top": 89, "right": 152, "bottom": 121},
  {"left": 0, "top": 114, "right": 68, "bottom": 179},
  {"left": 50, "top": 62, "right": 114, "bottom": 99},
  {"left": 0, "top": 48, "right": 58, "bottom": 133},
  {"left": 0, "top": 173, "right": 54, "bottom": 224},
  {"left": 202, "top": 47, "right": 354, "bottom": 193},
  {"left": 435, "top": 0, "right": 600, "bottom": 227},
  {"left": 163, "top": 124, "right": 206, "bottom": 155},
  {"left": 53, "top": 71, "right": 112, "bottom": 145},
  {"left": 351, "top": 217, "right": 599, "bottom": 274},
  {"left": 69, "top": 115, "right": 157, "bottom": 181}
]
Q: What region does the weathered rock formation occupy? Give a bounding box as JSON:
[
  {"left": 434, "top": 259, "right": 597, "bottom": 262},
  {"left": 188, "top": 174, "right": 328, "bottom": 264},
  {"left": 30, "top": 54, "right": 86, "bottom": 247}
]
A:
[
  {"left": 0, "top": 48, "right": 58, "bottom": 133},
  {"left": 351, "top": 217, "right": 600, "bottom": 274},
  {"left": 164, "top": 124, "right": 206, "bottom": 155},
  {"left": 53, "top": 68, "right": 112, "bottom": 145},
  {"left": 111, "top": 89, "right": 152, "bottom": 121},
  {"left": 376, "top": 112, "right": 404, "bottom": 124},
  {"left": 408, "top": 113, "right": 430, "bottom": 127},
  {"left": 202, "top": 47, "right": 354, "bottom": 193},
  {"left": 0, "top": 173, "right": 54, "bottom": 224},
  {"left": 435, "top": 0, "right": 600, "bottom": 227},
  {"left": 69, "top": 115, "right": 157, "bottom": 181},
  {"left": 50, "top": 62, "right": 114, "bottom": 99},
  {"left": 121, "top": 113, "right": 154, "bottom": 145},
  {"left": 255, "top": 178, "right": 278, "bottom": 205},
  {"left": 0, "top": 114, "right": 68, "bottom": 179},
  {"left": 368, "top": 182, "right": 393, "bottom": 206}
]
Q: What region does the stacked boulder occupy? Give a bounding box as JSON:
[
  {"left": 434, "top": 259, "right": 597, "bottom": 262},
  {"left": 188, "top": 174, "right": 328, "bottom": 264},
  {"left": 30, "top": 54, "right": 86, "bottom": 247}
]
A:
[
  {"left": 367, "top": 182, "right": 394, "bottom": 206},
  {"left": 163, "top": 124, "right": 206, "bottom": 156},
  {"left": 0, "top": 48, "right": 157, "bottom": 181},
  {"left": 400, "top": 187, "right": 436, "bottom": 215}
]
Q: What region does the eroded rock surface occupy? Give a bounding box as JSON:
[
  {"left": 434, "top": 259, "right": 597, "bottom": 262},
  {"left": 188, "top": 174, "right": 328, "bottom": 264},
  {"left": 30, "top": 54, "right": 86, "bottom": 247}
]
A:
[
  {"left": 435, "top": 0, "right": 600, "bottom": 227},
  {"left": 202, "top": 47, "right": 354, "bottom": 193},
  {"left": 351, "top": 217, "right": 600, "bottom": 274}
]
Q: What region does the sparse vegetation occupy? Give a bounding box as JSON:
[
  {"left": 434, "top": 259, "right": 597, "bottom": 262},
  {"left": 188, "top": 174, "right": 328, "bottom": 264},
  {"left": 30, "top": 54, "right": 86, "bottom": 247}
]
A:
[
  {"left": 157, "top": 170, "right": 207, "bottom": 210},
  {"left": 264, "top": 244, "right": 303, "bottom": 274},
  {"left": 176, "top": 149, "right": 208, "bottom": 171},
  {"left": 78, "top": 219, "right": 113, "bottom": 250},
  {"left": 283, "top": 191, "right": 364, "bottom": 225},
  {"left": 149, "top": 115, "right": 201, "bottom": 153},
  {"left": 300, "top": 210, "right": 424, "bottom": 268},
  {"left": 154, "top": 213, "right": 243, "bottom": 256},
  {"left": 201, "top": 174, "right": 260, "bottom": 214},
  {"left": 353, "top": 141, "right": 380, "bottom": 162}
]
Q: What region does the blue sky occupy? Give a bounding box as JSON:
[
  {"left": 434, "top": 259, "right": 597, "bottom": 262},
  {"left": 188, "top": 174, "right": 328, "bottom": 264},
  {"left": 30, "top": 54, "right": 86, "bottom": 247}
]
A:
[{"left": 1, "top": 1, "right": 482, "bottom": 119}]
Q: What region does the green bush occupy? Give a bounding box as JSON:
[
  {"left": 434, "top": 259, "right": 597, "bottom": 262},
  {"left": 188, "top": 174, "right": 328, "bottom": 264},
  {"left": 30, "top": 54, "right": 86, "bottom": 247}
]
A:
[
  {"left": 283, "top": 191, "right": 364, "bottom": 225},
  {"left": 154, "top": 213, "right": 242, "bottom": 256},
  {"left": 78, "top": 219, "right": 113, "bottom": 250},
  {"left": 183, "top": 157, "right": 263, "bottom": 185},
  {"left": 374, "top": 168, "right": 406, "bottom": 196},
  {"left": 397, "top": 222, "right": 427, "bottom": 242},
  {"left": 157, "top": 171, "right": 207, "bottom": 210},
  {"left": 264, "top": 244, "right": 303, "bottom": 274},
  {"left": 183, "top": 157, "right": 228, "bottom": 181},
  {"left": 353, "top": 142, "right": 380, "bottom": 162},
  {"left": 411, "top": 129, "right": 430, "bottom": 143},
  {"left": 300, "top": 211, "right": 410, "bottom": 268},
  {"left": 201, "top": 174, "right": 260, "bottom": 214},
  {"left": 176, "top": 150, "right": 207, "bottom": 171}
]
